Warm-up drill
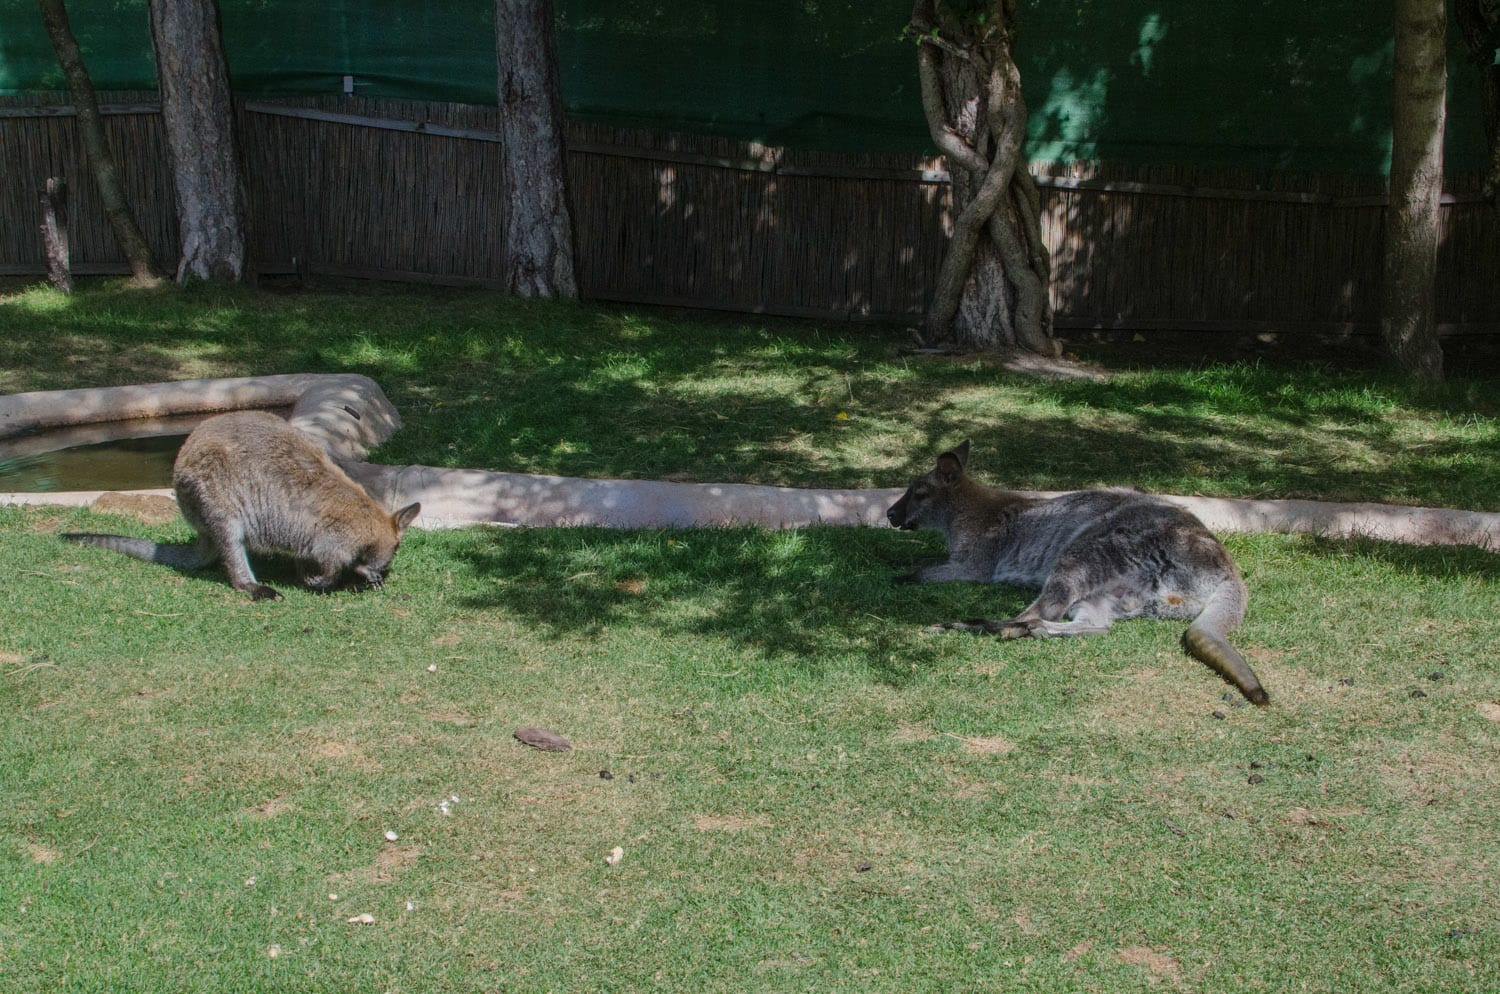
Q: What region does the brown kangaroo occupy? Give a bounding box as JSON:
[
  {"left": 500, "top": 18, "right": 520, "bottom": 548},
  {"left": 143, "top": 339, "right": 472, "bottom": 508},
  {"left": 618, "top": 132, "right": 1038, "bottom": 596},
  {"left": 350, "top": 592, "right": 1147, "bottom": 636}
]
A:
[
  {"left": 888, "top": 440, "right": 1267, "bottom": 705},
  {"left": 64, "top": 411, "right": 420, "bottom": 600}
]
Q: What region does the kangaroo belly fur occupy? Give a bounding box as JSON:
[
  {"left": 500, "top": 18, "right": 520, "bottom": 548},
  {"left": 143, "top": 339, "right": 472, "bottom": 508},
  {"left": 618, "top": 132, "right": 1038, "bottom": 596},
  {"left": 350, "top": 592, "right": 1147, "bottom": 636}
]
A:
[
  {"left": 63, "top": 411, "right": 420, "bottom": 601},
  {"left": 888, "top": 440, "right": 1268, "bottom": 706}
]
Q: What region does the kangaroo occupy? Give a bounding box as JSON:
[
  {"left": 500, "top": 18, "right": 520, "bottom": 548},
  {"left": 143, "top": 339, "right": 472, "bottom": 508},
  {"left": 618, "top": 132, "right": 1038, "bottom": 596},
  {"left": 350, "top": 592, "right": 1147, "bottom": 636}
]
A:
[
  {"left": 63, "top": 411, "right": 421, "bottom": 601},
  {"left": 887, "top": 440, "right": 1268, "bottom": 705}
]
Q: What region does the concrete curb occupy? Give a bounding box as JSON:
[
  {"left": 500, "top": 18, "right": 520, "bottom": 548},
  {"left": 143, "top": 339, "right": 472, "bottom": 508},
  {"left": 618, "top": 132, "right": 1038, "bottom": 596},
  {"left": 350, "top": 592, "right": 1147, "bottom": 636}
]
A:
[{"left": 3, "top": 375, "right": 1496, "bottom": 550}]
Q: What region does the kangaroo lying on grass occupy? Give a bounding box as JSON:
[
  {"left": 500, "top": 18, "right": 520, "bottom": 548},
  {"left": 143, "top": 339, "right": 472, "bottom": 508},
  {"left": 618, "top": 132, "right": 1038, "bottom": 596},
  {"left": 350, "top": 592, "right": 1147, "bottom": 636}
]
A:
[
  {"left": 64, "top": 411, "right": 421, "bottom": 601},
  {"left": 887, "top": 440, "right": 1268, "bottom": 705}
]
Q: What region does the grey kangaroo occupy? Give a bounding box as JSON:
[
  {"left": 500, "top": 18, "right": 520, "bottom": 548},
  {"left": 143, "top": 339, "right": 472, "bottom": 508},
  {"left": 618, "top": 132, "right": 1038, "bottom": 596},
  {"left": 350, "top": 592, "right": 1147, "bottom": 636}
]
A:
[
  {"left": 887, "top": 440, "right": 1267, "bottom": 705},
  {"left": 64, "top": 411, "right": 421, "bottom": 601}
]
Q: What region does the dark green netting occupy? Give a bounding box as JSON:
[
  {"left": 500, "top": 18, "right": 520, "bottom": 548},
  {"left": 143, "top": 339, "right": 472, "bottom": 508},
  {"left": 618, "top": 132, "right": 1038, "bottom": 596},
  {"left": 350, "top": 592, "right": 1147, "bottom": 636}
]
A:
[{"left": 0, "top": 1, "right": 1488, "bottom": 174}]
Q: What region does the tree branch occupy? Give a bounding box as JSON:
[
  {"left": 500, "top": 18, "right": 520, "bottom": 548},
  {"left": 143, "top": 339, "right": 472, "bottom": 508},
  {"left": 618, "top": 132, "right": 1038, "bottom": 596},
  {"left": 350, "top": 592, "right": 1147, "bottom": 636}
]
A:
[{"left": 914, "top": 43, "right": 988, "bottom": 174}]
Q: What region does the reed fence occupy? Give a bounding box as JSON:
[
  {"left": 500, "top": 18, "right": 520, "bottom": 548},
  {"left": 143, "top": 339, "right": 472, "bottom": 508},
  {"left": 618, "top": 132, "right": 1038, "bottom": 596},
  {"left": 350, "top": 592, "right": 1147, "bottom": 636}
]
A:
[{"left": 2, "top": 93, "right": 1495, "bottom": 337}]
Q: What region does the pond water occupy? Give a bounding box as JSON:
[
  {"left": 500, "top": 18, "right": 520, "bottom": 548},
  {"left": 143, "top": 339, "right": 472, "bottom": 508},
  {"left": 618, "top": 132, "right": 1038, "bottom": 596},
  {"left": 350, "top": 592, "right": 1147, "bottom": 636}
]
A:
[
  {"left": 0, "top": 408, "right": 296, "bottom": 493},
  {"left": 0, "top": 433, "right": 186, "bottom": 493}
]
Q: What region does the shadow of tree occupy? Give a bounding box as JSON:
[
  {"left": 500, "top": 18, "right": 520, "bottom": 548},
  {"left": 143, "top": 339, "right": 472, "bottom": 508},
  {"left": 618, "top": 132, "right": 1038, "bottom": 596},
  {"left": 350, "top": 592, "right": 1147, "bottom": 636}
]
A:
[
  {"left": 1289, "top": 533, "right": 1500, "bottom": 583},
  {"left": 445, "top": 524, "right": 1030, "bottom": 688},
  {"left": 2, "top": 283, "right": 1496, "bottom": 512}
]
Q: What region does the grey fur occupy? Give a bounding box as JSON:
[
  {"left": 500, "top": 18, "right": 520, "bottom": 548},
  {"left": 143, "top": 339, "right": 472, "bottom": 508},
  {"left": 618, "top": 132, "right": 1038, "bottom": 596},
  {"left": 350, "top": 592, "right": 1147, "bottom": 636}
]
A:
[
  {"left": 888, "top": 440, "right": 1268, "bottom": 705},
  {"left": 64, "top": 411, "right": 420, "bottom": 601}
]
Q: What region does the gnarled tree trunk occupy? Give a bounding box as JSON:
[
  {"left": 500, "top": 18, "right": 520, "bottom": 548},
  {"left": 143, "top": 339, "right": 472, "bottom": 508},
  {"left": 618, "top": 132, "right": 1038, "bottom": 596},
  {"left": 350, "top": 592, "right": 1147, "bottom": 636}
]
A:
[
  {"left": 1381, "top": 0, "right": 1447, "bottom": 383},
  {"left": 38, "top": 0, "right": 159, "bottom": 284},
  {"left": 909, "top": 0, "right": 1053, "bottom": 355},
  {"left": 495, "top": 0, "right": 578, "bottom": 298},
  {"left": 149, "top": 0, "right": 249, "bottom": 283}
]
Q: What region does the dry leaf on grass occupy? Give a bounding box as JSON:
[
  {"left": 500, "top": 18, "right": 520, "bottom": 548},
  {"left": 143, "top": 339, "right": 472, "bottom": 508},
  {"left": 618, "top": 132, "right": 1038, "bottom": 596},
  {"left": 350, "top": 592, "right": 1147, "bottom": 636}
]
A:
[{"left": 514, "top": 727, "right": 572, "bottom": 752}]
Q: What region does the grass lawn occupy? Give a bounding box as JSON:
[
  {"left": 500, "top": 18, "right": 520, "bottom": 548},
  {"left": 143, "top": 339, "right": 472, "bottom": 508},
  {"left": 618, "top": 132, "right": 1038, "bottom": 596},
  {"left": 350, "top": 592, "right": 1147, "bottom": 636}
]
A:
[{"left": 2, "top": 280, "right": 1498, "bottom": 992}]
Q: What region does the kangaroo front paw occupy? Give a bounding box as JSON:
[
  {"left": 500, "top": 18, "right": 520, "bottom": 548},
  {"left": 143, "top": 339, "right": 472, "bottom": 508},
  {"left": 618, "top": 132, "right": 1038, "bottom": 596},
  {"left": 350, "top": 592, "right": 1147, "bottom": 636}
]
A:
[{"left": 248, "top": 584, "right": 282, "bottom": 601}]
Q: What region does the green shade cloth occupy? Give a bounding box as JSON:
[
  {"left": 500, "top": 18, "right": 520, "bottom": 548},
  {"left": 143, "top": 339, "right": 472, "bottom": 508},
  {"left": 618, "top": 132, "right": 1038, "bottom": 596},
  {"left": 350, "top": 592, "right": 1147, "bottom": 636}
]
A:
[{"left": 0, "top": 0, "right": 1487, "bottom": 173}]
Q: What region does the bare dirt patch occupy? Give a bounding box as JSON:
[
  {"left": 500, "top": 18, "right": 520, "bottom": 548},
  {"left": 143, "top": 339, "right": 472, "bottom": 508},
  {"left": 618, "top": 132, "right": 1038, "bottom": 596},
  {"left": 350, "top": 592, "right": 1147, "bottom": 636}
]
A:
[
  {"left": 246, "top": 795, "right": 293, "bottom": 820},
  {"left": 952, "top": 733, "right": 1016, "bottom": 756},
  {"left": 692, "top": 813, "right": 771, "bottom": 832},
  {"left": 1063, "top": 940, "right": 1094, "bottom": 962},
  {"left": 1117, "top": 945, "right": 1182, "bottom": 984},
  {"left": 308, "top": 739, "right": 380, "bottom": 771},
  {"left": 91, "top": 492, "right": 179, "bottom": 525},
  {"left": 25, "top": 843, "right": 61, "bottom": 864},
  {"left": 369, "top": 844, "right": 422, "bottom": 883},
  {"left": 425, "top": 709, "right": 478, "bottom": 727}
]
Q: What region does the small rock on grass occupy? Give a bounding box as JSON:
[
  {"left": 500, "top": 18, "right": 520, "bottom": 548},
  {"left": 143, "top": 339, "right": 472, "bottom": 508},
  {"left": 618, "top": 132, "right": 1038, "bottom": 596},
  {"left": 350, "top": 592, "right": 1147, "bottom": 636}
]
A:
[{"left": 514, "top": 727, "right": 572, "bottom": 752}]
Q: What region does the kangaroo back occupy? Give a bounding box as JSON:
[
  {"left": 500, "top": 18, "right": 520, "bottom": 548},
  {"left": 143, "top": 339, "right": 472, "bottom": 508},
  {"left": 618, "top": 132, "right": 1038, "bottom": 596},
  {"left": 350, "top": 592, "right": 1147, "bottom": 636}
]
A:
[{"left": 62, "top": 411, "right": 419, "bottom": 600}]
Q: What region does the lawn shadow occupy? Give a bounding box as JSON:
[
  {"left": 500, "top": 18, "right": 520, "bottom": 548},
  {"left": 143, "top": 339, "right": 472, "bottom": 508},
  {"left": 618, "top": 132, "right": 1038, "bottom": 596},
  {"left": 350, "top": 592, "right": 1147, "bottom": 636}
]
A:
[
  {"left": 5, "top": 281, "right": 1496, "bottom": 511},
  {"left": 447, "top": 524, "right": 1029, "bottom": 688},
  {"left": 1290, "top": 533, "right": 1500, "bottom": 584}
]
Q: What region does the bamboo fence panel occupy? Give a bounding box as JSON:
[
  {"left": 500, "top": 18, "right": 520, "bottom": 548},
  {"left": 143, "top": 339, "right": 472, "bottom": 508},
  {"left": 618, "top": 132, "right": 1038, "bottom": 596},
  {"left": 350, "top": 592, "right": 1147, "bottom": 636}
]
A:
[{"left": 1, "top": 94, "right": 1494, "bottom": 336}]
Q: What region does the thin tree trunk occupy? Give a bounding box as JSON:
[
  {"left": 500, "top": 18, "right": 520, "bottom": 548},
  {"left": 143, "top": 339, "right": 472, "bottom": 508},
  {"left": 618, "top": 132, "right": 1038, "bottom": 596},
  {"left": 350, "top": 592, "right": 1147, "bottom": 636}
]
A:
[
  {"left": 38, "top": 177, "right": 73, "bottom": 293},
  {"left": 37, "top": 0, "right": 159, "bottom": 284},
  {"left": 149, "top": 0, "right": 249, "bottom": 283},
  {"left": 495, "top": 0, "right": 578, "bottom": 298},
  {"left": 1381, "top": 0, "right": 1447, "bottom": 383}
]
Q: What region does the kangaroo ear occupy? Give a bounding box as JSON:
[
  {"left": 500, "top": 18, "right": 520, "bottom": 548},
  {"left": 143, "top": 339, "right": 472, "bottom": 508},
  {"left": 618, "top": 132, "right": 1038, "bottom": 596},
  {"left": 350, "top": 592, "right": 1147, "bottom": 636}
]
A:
[
  {"left": 935, "top": 440, "right": 970, "bottom": 484},
  {"left": 392, "top": 502, "right": 422, "bottom": 533},
  {"left": 935, "top": 452, "right": 964, "bottom": 485}
]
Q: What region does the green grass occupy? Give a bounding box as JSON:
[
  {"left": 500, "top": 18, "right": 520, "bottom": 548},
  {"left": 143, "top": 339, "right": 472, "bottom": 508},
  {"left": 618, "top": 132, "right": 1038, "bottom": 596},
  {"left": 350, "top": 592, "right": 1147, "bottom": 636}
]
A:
[
  {"left": 2, "top": 280, "right": 1499, "bottom": 992},
  {"left": 1, "top": 279, "right": 1496, "bottom": 509}
]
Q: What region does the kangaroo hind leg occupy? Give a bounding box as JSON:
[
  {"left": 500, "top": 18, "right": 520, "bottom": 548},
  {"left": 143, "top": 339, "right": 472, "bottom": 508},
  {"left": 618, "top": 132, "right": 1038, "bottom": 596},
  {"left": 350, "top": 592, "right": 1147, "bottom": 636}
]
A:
[{"left": 206, "top": 525, "right": 280, "bottom": 601}]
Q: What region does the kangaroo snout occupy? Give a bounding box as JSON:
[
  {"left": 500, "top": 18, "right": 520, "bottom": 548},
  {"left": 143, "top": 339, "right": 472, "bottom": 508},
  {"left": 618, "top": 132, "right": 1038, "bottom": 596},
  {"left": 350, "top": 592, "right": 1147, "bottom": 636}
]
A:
[{"left": 887, "top": 494, "right": 911, "bottom": 529}]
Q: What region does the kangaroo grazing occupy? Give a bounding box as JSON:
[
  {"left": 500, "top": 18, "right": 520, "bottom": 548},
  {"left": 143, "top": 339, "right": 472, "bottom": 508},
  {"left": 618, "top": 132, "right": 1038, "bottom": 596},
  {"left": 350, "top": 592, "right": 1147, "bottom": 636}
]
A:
[
  {"left": 63, "top": 411, "right": 421, "bottom": 601},
  {"left": 887, "top": 440, "right": 1268, "bottom": 705}
]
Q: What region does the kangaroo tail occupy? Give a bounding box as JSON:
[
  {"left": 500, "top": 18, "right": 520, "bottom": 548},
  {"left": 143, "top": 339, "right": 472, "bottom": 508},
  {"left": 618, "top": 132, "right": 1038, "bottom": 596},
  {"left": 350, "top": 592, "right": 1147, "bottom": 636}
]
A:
[
  {"left": 62, "top": 533, "right": 219, "bottom": 572},
  {"left": 1184, "top": 578, "right": 1268, "bottom": 706}
]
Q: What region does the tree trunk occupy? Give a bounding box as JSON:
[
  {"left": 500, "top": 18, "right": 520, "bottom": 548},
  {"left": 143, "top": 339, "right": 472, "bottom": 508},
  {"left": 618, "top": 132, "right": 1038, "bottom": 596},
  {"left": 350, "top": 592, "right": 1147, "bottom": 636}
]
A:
[
  {"left": 38, "top": 0, "right": 160, "bottom": 284},
  {"left": 495, "top": 0, "right": 578, "bottom": 298},
  {"left": 38, "top": 177, "right": 73, "bottom": 293},
  {"left": 910, "top": 0, "right": 1053, "bottom": 356},
  {"left": 1381, "top": 0, "right": 1447, "bottom": 383},
  {"left": 1454, "top": 0, "right": 1500, "bottom": 209},
  {"left": 148, "top": 0, "right": 249, "bottom": 283}
]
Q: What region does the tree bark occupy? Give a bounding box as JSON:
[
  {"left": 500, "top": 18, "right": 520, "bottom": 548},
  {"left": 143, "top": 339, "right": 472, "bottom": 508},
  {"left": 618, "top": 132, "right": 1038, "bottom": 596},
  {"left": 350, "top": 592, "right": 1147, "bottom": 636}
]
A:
[
  {"left": 38, "top": 177, "right": 73, "bottom": 293},
  {"left": 495, "top": 0, "right": 578, "bottom": 298},
  {"left": 1454, "top": 0, "right": 1500, "bottom": 209},
  {"left": 910, "top": 0, "right": 1053, "bottom": 356},
  {"left": 1381, "top": 0, "right": 1447, "bottom": 383},
  {"left": 148, "top": 0, "right": 249, "bottom": 283},
  {"left": 38, "top": 0, "right": 160, "bottom": 284}
]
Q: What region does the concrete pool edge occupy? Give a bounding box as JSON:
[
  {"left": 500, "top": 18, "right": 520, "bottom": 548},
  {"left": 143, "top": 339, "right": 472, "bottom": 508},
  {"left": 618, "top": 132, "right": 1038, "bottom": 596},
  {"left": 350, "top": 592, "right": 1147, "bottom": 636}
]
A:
[{"left": 1, "top": 375, "right": 1496, "bottom": 549}]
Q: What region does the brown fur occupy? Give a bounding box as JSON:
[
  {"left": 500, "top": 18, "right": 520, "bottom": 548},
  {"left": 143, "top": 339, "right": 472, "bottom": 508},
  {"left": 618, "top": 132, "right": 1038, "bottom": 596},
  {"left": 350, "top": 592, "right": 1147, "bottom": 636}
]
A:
[
  {"left": 63, "top": 411, "right": 420, "bottom": 600},
  {"left": 888, "top": 440, "right": 1268, "bottom": 705}
]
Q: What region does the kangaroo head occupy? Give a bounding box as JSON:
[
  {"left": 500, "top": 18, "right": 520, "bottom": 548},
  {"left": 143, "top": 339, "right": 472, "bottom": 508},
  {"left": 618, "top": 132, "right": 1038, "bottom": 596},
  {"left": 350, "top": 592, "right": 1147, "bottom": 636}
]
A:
[
  {"left": 887, "top": 440, "right": 970, "bottom": 531},
  {"left": 351, "top": 502, "right": 422, "bottom": 587}
]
